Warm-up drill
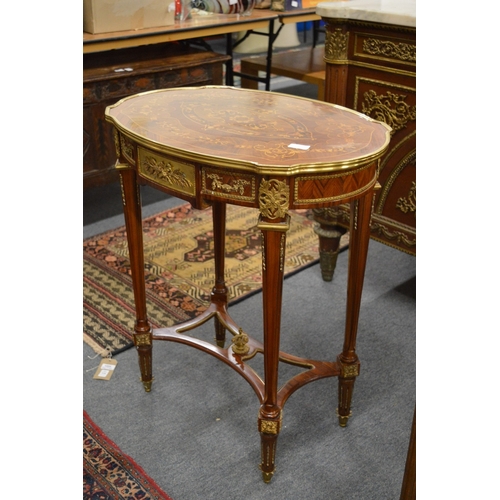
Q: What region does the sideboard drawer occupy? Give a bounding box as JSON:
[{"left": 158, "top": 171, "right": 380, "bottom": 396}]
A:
[{"left": 351, "top": 30, "right": 416, "bottom": 72}]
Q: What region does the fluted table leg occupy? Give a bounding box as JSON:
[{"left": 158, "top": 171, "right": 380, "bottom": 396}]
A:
[
  {"left": 257, "top": 211, "right": 290, "bottom": 482},
  {"left": 117, "top": 164, "right": 153, "bottom": 392},
  {"left": 337, "top": 190, "right": 374, "bottom": 425}
]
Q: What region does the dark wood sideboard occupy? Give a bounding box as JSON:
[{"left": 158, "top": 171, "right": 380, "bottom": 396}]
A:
[
  {"left": 314, "top": 17, "right": 416, "bottom": 280},
  {"left": 83, "top": 42, "right": 230, "bottom": 189}
]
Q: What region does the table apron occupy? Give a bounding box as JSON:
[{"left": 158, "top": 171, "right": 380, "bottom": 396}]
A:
[{"left": 116, "top": 138, "right": 379, "bottom": 210}]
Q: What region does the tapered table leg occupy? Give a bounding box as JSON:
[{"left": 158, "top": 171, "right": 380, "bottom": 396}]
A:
[
  {"left": 117, "top": 165, "right": 153, "bottom": 392},
  {"left": 257, "top": 213, "right": 290, "bottom": 482},
  {"left": 211, "top": 201, "right": 228, "bottom": 347},
  {"left": 337, "top": 190, "right": 375, "bottom": 425}
]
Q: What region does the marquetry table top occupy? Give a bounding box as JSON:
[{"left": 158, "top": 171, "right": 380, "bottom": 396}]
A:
[{"left": 105, "top": 86, "right": 391, "bottom": 176}]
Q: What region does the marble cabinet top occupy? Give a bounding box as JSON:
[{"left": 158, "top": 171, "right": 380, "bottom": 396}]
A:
[{"left": 316, "top": 0, "right": 416, "bottom": 28}]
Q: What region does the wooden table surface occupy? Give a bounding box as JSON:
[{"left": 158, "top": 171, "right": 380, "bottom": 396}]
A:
[{"left": 83, "top": 9, "right": 319, "bottom": 53}]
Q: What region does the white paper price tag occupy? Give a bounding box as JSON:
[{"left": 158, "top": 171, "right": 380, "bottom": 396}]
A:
[
  {"left": 288, "top": 143, "right": 311, "bottom": 150},
  {"left": 93, "top": 358, "right": 118, "bottom": 381}
]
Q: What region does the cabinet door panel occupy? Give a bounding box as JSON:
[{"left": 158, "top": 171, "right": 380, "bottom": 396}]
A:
[{"left": 347, "top": 69, "right": 416, "bottom": 229}]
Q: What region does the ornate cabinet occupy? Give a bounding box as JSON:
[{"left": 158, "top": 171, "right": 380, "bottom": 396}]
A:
[
  {"left": 83, "top": 43, "right": 230, "bottom": 189},
  {"left": 314, "top": 8, "right": 416, "bottom": 279}
]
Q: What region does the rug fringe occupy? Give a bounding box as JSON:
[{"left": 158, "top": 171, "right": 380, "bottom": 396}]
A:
[{"left": 83, "top": 334, "right": 113, "bottom": 358}]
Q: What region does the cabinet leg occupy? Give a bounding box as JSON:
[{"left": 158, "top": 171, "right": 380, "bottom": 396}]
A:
[
  {"left": 118, "top": 165, "right": 153, "bottom": 392},
  {"left": 312, "top": 208, "right": 347, "bottom": 282}
]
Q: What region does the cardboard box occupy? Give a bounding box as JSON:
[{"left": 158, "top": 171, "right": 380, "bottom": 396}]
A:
[
  {"left": 300, "top": 0, "right": 323, "bottom": 7},
  {"left": 84, "top": 0, "right": 176, "bottom": 34}
]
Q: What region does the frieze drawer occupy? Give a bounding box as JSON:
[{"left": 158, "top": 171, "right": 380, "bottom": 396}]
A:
[{"left": 138, "top": 148, "right": 197, "bottom": 197}]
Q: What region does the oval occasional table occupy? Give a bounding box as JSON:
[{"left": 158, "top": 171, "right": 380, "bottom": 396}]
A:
[{"left": 105, "top": 86, "right": 391, "bottom": 483}]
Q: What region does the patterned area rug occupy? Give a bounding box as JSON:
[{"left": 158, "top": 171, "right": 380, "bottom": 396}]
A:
[
  {"left": 84, "top": 410, "right": 173, "bottom": 500},
  {"left": 83, "top": 203, "right": 348, "bottom": 356}
]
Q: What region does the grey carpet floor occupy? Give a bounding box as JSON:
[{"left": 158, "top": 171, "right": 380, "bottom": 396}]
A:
[{"left": 83, "top": 195, "right": 416, "bottom": 500}]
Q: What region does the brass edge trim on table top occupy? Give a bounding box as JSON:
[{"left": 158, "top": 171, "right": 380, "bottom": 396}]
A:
[{"left": 105, "top": 87, "right": 392, "bottom": 177}]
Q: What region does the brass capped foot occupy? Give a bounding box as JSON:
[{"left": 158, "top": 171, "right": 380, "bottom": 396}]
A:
[
  {"left": 261, "top": 470, "right": 274, "bottom": 483},
  {"left": 337, "top": 409, "right": 352, "bottom": 427},
  {"left": 142, "top": 379, "right": 153, "bottom": 392},
  {"left": 339, "top": 415, "right": 349, "bottom": 427}
]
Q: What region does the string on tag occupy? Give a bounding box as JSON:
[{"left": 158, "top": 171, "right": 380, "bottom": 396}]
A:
[{"left": 86, "top": 348, "right": 113, "bottom": 372}]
